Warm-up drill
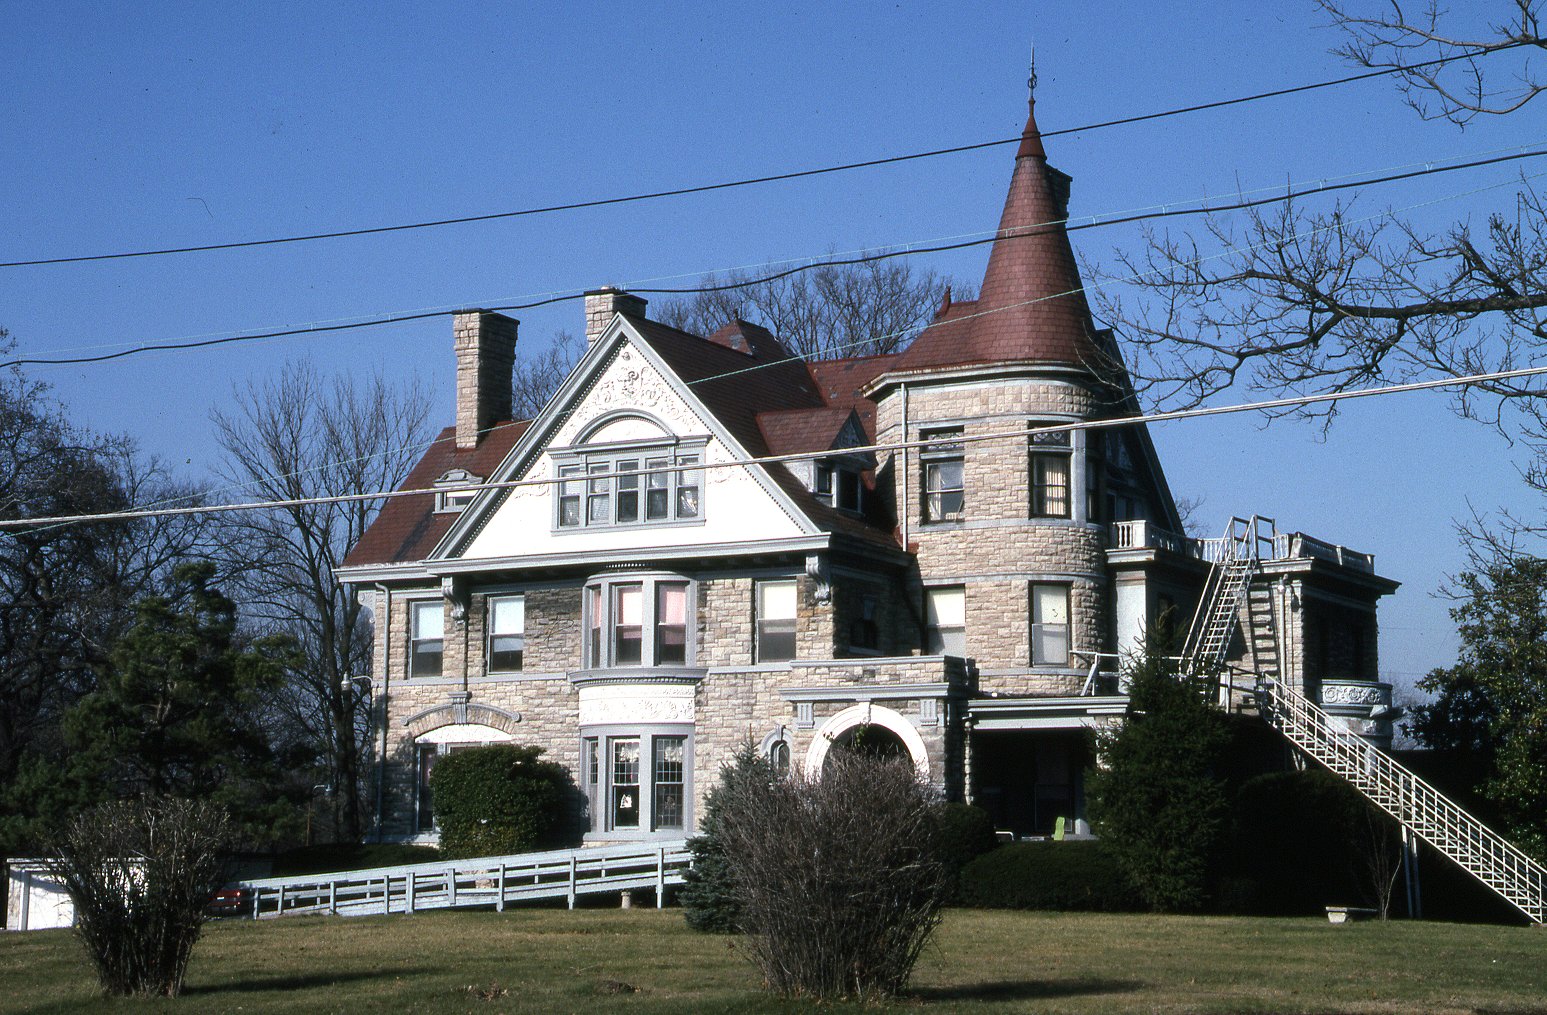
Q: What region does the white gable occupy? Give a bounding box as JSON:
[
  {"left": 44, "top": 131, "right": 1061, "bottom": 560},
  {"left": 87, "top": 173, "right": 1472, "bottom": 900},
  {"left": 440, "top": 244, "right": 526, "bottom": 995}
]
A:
[{"left": 459, "top": 338, "right": 807, "bottom": 560}]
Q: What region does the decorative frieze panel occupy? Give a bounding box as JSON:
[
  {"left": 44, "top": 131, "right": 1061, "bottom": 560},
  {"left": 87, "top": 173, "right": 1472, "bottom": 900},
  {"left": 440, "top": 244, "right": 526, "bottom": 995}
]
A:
[{"left": 578, "top": 682, "right": 695, "bottom": 726}]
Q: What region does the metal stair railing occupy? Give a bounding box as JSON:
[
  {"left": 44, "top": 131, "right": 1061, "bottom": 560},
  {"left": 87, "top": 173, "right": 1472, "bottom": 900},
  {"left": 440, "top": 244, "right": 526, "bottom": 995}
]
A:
[
  {"left": 231, "top": 839, "right": 692, "bottom": 920},
  {"left": 1182, "top": 517, "right": 1275, "bottom": 682},
  {"left": 1259, "top": 678, "right": 1545, "bottom": 925}
]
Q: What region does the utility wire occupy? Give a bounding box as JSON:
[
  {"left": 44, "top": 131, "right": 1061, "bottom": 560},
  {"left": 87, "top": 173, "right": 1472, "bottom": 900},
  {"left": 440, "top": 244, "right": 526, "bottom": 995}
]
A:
[
  {"left": 15, "top": 137, "right": 1540, "bottom": 362},
  {"left": 6, "top": 144, "right": 1543, "bottom": 370},
  {"left": 6, "top": 360, "right": 1547, "bottom": 531},
  {"left": 15, "top": 161, "right": 1534, "bottom": 535},
  {"left": 0, "top": 40, "right": 1531, "bottom": 271}
]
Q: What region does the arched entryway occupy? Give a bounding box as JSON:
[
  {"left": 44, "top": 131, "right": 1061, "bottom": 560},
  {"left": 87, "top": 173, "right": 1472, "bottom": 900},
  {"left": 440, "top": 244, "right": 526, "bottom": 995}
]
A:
[{"left": 805, "top": 704, "right": 930, "bottom": 780}]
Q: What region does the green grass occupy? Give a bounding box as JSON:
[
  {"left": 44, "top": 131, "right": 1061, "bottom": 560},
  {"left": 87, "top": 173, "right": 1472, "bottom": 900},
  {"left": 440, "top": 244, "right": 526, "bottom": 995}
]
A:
[{"left": 2, "top": 908, "right": 1543, "bottom": 1014}]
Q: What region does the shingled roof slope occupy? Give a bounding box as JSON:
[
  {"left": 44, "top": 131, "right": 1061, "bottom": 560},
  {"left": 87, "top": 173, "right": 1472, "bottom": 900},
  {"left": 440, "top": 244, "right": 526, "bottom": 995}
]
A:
[
  {"left": 343, "top": 421, "right": 530, "bottom": 567},
  {"left": 895, "top": 95, "right": 1100, "bottom": 373}
]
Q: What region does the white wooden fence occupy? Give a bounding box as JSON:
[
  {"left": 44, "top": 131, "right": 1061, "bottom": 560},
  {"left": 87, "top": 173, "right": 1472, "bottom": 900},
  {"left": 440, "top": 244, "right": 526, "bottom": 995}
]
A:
[{"left": 233, "top": 840, "right": 692, "bottom": 919}]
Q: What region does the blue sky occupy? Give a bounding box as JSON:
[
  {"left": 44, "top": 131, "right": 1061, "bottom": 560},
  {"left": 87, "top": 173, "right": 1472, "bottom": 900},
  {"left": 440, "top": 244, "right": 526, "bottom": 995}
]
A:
[{"left": 1, "top": 2, "right": 1539, "bottom": 693}]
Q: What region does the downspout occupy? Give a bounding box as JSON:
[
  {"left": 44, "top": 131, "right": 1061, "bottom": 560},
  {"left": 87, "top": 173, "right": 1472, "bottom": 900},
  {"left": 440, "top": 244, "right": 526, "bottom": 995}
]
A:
[
  {"left": 373, "top": 583, "right": 391, "bottom": 843},
  {"left": 899, "top": 382, "right": 910, "bottom": 551}
]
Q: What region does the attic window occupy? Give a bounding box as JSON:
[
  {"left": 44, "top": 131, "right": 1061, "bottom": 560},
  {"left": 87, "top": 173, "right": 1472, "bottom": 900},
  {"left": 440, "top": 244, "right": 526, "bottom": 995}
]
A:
[
  {"left": 812, "top": 461, "right": 862, "bottom": 513},
  {"left": 434, "top": 469, "right": 483, "bottom": 513},
  {"left": 554, "top": 442, "right": 707, "bottom": 531}
]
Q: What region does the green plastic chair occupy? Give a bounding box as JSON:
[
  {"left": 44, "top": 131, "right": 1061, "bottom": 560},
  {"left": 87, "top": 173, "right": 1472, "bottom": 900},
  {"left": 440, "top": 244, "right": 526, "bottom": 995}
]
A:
[{"left": 1052, "top": 817, "right": 1067, "bottom": 841}]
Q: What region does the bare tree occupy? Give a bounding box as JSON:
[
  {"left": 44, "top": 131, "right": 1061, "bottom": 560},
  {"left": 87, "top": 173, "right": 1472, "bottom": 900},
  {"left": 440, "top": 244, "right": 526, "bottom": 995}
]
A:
[
  {"left": 656, "top": 259, "right": 972, "bottom": 360},
  {"left": 1318, "top": 0, "right": 1545, "bottom": 124},
  {"left": 48, "top": 797, "right": 233, "bottom": 997},
  {"left": 1089, "top": 3, "right": 1547, "bottom": 431},
  {"left": 211, "top": 362, "right": 430, "bottom": 842},
  {"left": 512, "top": 330, "right": 583, "bottom": 420},
  {"left": 712, "top": 750, "right": 948, "bottom": 1001},
  {"left": 0, "top": 340, "right": 210, "bottom": 813}
]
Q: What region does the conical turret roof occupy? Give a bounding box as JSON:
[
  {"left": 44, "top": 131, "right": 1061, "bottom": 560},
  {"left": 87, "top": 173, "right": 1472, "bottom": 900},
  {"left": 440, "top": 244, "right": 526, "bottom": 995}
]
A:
[{"left": 895, "top": 94, "right": 1101, "bottom": 373}]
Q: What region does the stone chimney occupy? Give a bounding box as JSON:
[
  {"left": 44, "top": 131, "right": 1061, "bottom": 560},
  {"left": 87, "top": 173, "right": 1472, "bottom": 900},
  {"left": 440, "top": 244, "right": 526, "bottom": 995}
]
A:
[
  {"left": 452, "top": 310, "right": 518, "bottom": 450},
  {"left": 584, "top": 287, "right": 648, "bottom": 345}
]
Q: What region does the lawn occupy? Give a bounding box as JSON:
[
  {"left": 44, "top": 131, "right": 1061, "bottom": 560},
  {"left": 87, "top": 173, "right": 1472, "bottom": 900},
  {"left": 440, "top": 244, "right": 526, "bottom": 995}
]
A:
[{"left": 1, "top": 908, "right": 1542, "bottom": 1014}]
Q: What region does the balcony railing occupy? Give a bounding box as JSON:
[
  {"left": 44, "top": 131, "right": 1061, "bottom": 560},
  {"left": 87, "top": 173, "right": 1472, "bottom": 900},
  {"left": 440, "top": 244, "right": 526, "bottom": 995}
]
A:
[{"left": 1108, "top": 520, "right": 1374, "bottom": 573}]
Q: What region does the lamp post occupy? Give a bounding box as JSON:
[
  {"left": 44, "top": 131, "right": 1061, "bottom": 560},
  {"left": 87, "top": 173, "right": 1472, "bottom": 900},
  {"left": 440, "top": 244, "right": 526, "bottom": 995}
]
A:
[{"left": 341, "top": 675, "right": 374, "bottom": 843}]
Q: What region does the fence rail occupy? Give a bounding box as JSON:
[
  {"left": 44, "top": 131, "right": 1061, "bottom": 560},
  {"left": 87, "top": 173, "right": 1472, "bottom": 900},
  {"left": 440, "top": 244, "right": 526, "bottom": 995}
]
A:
[{"left": 233, "top": 840, "right": 691, "bottom": 920}]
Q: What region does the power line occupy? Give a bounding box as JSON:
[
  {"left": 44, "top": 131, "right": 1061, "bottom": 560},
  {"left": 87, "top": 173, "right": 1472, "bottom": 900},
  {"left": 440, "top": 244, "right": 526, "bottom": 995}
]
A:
[
  {"left": 26, "top": 137, "right": 1540, "bottom": 362},
  {"left": 16, "top": 161, "right": 1536, "bottom": 540},
  {"left": 6, "top": 360, "right": 1547, "bottom": 531},
  {"left": 0, "top": 41, "right": 1530, "bottom": 271},
  {"left": 6, "top": 144, "right": 1543, "bottom": 370}
]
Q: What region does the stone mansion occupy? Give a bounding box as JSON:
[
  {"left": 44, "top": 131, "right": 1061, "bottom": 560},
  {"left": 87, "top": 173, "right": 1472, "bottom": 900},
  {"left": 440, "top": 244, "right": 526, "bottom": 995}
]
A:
[{"left": 337, "top": 94, "right": 1398, "bottom": 844}]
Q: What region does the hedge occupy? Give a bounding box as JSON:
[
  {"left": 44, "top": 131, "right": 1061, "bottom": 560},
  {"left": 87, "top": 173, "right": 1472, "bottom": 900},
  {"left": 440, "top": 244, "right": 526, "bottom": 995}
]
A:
[{"left": 956, "top": 841, "right": 1142, "bottom": 912}]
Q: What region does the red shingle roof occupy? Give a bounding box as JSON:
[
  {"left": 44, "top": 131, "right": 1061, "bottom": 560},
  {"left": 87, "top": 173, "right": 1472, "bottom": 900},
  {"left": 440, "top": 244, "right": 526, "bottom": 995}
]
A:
[
  {"left": 895, "top": 96, "right": 1101, "bottom": 373},
  {"left": 342, "top": 421, "right": 530, "bottom": 567}
]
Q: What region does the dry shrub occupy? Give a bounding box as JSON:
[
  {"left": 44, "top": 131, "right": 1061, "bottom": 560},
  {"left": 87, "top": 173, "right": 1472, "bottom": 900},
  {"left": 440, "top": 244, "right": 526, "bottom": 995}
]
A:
[
  {"left": 714, "top": 750, "right": 948, "bottom": 1001},
  {"left": 46, "top": 797, "right": 233, "bottom": 997}
]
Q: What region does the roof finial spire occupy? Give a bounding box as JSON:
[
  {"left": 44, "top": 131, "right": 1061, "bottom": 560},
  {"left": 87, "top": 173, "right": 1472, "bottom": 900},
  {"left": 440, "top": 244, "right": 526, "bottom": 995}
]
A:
[
  {"left": 1027, "top": 41, "right": 1038, "bottom": 104},
  {"left": 1017, "top": 43, "right": 1046, "bottom": 160}
]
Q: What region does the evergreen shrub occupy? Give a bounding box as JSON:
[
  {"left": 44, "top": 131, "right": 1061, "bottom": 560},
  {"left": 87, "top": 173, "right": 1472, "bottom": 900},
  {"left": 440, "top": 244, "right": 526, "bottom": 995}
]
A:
[
  {"left": 428, "top": 745, "right": 572, "bottom": 859},
  {"left": 679, "top": 745, "right": 772, "bottom": 934},
  {"left": 1085, "top": 654, "right": 1232, "bottom": 911},
  {"left": 930, "top": 803, "right": 998, "bottom": 898},
  {"left": 956, "top": 841, "right": 1141, "bottom": 911}
]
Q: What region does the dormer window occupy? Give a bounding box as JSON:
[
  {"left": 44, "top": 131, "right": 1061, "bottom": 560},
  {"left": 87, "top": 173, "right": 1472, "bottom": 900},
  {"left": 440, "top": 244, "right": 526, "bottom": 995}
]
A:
[
  {"left": 433, "top": 468, "right": 483, "bottom": 513},
  {"left": 812, "top": 460, "right": 863, "bottom": 513}
]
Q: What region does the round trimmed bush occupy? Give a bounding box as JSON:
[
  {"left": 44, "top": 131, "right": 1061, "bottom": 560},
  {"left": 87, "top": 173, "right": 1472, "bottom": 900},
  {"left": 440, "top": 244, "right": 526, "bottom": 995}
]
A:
[{"left": 428, "top": 744, "right": 572, "bottom": 859}]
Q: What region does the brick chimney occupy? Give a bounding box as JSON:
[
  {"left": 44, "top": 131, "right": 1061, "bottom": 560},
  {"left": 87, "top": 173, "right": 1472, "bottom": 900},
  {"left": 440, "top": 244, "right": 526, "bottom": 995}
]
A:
[
  {"left": 452, "top": 310, "right": 518, "bottom": 450},
  {"left": 584, "top": 287, "right": 648, "bottom": 345}
]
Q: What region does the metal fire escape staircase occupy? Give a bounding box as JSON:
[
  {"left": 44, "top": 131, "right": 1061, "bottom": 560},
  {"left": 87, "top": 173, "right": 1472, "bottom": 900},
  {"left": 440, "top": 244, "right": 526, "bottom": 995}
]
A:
[
  {"left": 1181, "top": 516, "right": 1270, "bottom": 705},
  {"left": 1182, "top": 517, "right": 1546, "bottom": 925}
]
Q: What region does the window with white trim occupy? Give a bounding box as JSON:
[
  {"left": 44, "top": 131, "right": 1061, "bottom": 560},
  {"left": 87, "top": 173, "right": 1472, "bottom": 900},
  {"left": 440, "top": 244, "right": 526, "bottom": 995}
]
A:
[
  {"left": 1030, "top": 426, "right": 1072, "bottom": 518},
  {"left": 556, "top": 449, "right": 703, "bottom": 530},
  {"left": 1031, "top": 583, "right": 1070, "bottom": 666},
  {"left": 756, "top": 579, "right": 797, "bottom": 662},
  {"left": 583, "top": 575, "right": 695, "bottom": 669},
  {"left": 925, "top": 586, "right": 966, "bottom": 656},
  {"left": 582, "top": 730, "right": 691, "bottom": 833},
  {"left": 409, "top": 601, "right": 444, "bottom": 678},
  {"left": 487, "top": 595, "right": 525, "bottom": 672},
  {"left": 921, "top": 427, "right": 965, "bottom": 522}
]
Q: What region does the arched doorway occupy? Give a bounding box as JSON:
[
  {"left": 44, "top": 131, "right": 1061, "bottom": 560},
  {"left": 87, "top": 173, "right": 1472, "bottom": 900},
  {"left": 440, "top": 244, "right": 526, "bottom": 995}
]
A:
[
  {"left": 804, "top": 704, "right": 930, "bottom": 780},
  {"left": 827, "top": 722, "right": 910, "bottom": 765}
]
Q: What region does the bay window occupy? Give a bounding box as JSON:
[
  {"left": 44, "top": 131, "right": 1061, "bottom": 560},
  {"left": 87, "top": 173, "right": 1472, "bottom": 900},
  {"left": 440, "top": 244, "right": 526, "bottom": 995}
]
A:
[
  {"left": 583, "top": 574, "right": 695, "bottom": 669},
  {"left": 582, "top": 730, "right": 692, "bottom": 834}
]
